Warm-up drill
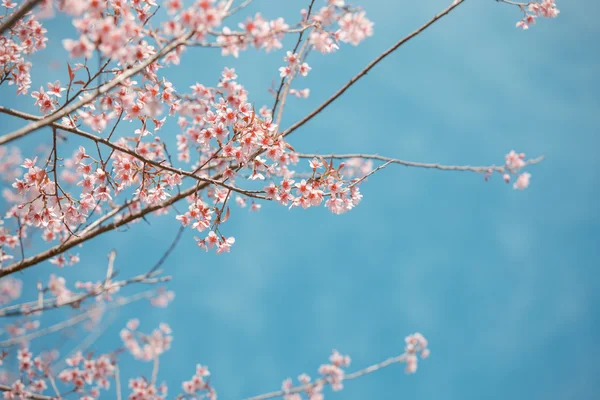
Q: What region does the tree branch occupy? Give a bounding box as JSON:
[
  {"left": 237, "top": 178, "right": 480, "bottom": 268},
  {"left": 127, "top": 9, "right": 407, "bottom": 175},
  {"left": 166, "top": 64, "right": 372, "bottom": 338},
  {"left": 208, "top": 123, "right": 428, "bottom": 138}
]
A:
[
  {"left": 0, "top": 31, "right": 194, "bottom": 145},
  {"left": 280, "top": 0, "right": 466, "bottom": 138},
  {"left": 0, "top": 181, "right": 202, "bottom": 278},
  {"left": 0, "top": 0, "right": 42, "bottom": 35},
  {"left": 296, "top": 152, "right": 545, "bottom": 173},
  {"left": 0, "top": 106, "right": 266, "bottom": 199},
  {"left": 0, "top": 385, "right": 53, "bottom": 400}
]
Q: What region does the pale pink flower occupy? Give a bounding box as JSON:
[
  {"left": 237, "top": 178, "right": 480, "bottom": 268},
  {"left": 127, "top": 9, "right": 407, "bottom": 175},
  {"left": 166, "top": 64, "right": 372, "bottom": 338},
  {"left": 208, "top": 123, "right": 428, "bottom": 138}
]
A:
[
  {"left": 47, "top": 80, "right": 65, "bottom": 97},
  {"left": 513, "top": 172, "right": 531, "bottom": 190}
]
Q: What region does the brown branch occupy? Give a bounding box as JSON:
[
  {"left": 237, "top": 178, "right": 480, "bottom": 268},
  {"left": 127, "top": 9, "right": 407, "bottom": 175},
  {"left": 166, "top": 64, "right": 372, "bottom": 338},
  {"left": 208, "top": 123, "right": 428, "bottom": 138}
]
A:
[
  {"left": 0, "top": 106, "right": 266, "bottom": 199},
  {"left": 0, "top": 0, "right": 42, "bottom": 35},
  {"left": 281, "top": 0, "right": 466, "bottom": 138},
  {"left": 0, "top": 181, "right": 203, "bottom": 278}
]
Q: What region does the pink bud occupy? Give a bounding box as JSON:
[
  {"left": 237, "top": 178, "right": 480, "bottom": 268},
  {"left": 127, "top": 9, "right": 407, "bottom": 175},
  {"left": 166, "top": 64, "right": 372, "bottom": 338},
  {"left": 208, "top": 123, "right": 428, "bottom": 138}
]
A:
[{"left": 503, "top": 174, "right": 510, "bottom": 183}]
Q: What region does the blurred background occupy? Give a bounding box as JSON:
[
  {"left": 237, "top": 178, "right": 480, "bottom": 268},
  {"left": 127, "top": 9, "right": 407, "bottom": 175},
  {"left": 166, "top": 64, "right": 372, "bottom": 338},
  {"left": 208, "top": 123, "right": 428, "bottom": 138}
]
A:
[{"left": 1, "top": 0, "right": 598, "bottom": 399}]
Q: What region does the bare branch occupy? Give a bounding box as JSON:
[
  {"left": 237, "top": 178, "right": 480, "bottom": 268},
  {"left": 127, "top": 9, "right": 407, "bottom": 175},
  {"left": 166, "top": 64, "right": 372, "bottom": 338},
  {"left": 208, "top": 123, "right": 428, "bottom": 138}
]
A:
[
  {"left": 296, "top": 152, "right": 545, "bottom": 173},
  {"left": 281, "top": 0, "right": 466, "bottom": 138},
  {"left": 226, "top": 0, "right": 255, "bottom": 16}
]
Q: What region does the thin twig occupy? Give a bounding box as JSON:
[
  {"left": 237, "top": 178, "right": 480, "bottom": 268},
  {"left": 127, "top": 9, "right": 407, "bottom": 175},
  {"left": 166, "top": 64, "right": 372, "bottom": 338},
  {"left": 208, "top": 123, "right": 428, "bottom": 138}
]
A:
[
  {"left": 47, "top": 373, "right": 62, "bottom": 400},
  {"left": 115, "top": 365, "right": 123, "bottom": 400},
  {"left": 0, "top": 0, "right": 42, "bottom": 35},
  {"left": 148, "top": 224, "right": 185, "bottom": 275},
  {"left": 0, "top": 308, "right": 95, "bottom": 347},
  {"left": 281, "top": 0, "right": 467, "bottom": 139},
  {"left": 245, "top": 354, "right": 408, "bottom": 400},
  {"left": 151, "top": 356, "right": 159, "bottom": 386}
]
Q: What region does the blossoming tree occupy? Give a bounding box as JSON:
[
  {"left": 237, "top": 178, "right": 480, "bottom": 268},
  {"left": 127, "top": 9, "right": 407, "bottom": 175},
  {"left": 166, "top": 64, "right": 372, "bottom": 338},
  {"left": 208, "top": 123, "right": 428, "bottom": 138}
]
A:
[{"left": 0, "top": 0, "right": 559, "bottom": 398}]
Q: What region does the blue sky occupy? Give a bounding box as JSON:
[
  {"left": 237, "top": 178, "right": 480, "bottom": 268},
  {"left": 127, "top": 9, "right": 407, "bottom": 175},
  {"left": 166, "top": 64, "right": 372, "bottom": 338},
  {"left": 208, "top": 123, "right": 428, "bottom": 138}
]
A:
[{"left": 1, "top": 0, "right": 599, "bottom": 399}]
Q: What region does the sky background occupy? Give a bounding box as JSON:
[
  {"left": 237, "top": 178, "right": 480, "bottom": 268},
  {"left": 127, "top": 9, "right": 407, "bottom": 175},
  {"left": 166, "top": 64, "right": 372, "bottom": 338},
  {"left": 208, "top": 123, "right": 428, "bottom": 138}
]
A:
[{"left": 1, "top": 0, "right": 599, "bottom": 399}]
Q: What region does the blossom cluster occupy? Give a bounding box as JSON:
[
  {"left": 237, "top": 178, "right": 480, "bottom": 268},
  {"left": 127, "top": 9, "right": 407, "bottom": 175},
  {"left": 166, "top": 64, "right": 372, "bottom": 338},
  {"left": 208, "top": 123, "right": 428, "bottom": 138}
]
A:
[
  {"left": 181, "top": 364, "right": 216, "bottom": 400},
  {"left": 1, "top": 348, "right": 115, "bottom": 399},
  {"left": 281, "top": 350, "right": 351, "bottom": 400},
  {"left": 404, "top": 332, "right": 430, "bottom": 374},
  {"left": 4, "top": 135, "right": 183, "bottom": 267},
  {"left": 57, "top": 351, "right": 116, "bottom": 398},
  {"left": 516, "top": 0, "right": 560, "bottom": 30},
  {"left": 483, "top": 150, "right": 533, "bottom": 190},
  {"left": 504, "top": 150, "right": 532, "bottom": 190},
  {"left": 308, "top": 1, "right": 373, "bottom": 53},
  {"left": 120, "top": 319, "right": 173, "bottom": 361},
  {"left": 128, "top": 378, "right": 168, "bottom": 400},
  {"left": 30, "top": 80, "right": 65, "bottom": 114},
  {"left": 0, "top": 9, "right": 47, "bottom": 95},
  {"left": 317, "top": 349, "right": 352, "bottom": 391},
  {"left": 280, "top": 337, "right": 430, "bottom": 400},
  {"left": 263, "top": 157, "right": 364, "bottom": 215}
]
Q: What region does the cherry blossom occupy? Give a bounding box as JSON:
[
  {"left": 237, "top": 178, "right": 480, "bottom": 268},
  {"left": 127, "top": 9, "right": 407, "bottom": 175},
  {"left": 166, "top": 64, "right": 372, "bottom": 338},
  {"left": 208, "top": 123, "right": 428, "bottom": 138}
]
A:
[
  {"left": 0, "top": 0, "right": 557, "bottom": 398},
  {"left": 513, "top": 0, "right": 559, "bottom": 30}
]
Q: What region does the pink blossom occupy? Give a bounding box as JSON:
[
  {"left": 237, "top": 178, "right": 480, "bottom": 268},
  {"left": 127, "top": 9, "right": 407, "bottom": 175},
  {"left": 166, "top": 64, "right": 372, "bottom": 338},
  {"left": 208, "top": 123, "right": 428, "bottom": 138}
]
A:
[
  {"left": 46, "top": 80, "right": 65, "bottom": 97},
  {"left": 513, "top": 172, "right": 531, "bottom": 190}
]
